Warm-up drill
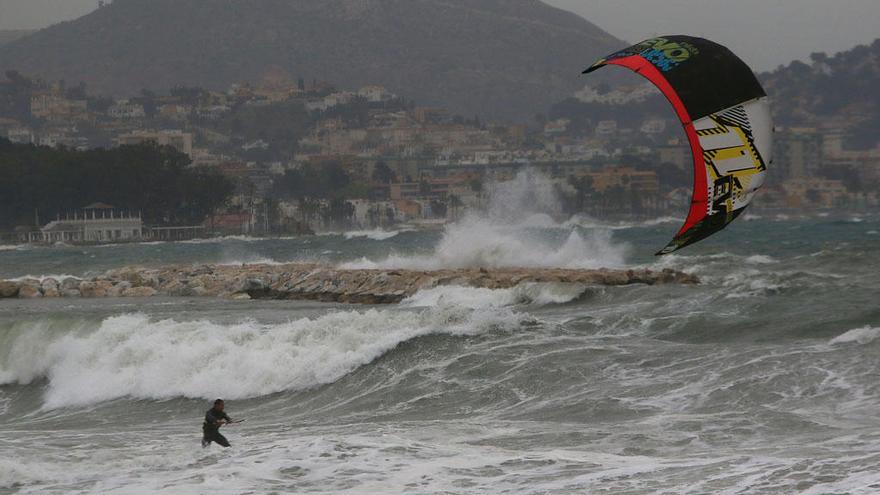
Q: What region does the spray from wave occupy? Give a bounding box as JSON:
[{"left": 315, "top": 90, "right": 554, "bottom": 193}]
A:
[{"left": 342, "top": 170, "right": 629, "bottom": 270}]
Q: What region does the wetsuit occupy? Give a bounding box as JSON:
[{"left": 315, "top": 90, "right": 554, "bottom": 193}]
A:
[{"left": 202, "top": 408, "right": 232, "bottom": 447}]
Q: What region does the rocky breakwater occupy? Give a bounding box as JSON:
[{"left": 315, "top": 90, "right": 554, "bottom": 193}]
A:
[{"left": 0, "top": 264, "right": 699, "bottom": 304}]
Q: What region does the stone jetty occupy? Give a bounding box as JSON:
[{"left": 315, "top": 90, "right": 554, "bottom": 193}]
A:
[{"left": 0, "top": 264, "right": 699, "bottom": 304}]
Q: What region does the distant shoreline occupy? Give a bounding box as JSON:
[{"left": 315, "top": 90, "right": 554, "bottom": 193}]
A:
[{"left": 0, "top": 208, "right": 874, "bottom": 248}]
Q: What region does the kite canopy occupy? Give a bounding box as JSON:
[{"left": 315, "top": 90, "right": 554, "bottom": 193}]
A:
[{"left": 584, "top": 36, "right": 772, "bottom": 254}]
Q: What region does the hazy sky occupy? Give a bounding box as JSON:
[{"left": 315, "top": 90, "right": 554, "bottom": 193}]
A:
[{"left": 1, "top": 0, "right": 878, "bottom": 70}]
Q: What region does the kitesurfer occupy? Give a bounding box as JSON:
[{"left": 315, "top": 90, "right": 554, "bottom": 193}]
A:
[{"left": 202, "top": 399, "right": 234, "bottom": 448}]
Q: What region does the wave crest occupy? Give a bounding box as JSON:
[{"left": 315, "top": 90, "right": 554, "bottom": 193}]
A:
[
  {"left": 0, "top": 301, "right": 527, "bottom": 408},
  {"left": 830, "top": 326, "right": 880, "bottom": 346}
]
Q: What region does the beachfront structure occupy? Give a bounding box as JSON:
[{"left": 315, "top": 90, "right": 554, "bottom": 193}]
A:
[{"left": 40, "top": 204, "right": 143, "bottom": 243}]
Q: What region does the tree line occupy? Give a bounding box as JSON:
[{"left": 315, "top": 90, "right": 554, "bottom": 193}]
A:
[{"left": 0, "top": 138, "right": 234, "bottom": 230}]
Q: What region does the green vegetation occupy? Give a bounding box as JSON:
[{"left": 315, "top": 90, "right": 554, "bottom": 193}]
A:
[
  {"left": 272, "top": 162, "right": 367, "bottom": 201},
  {"left": 0, "top": 138, "right": 234, "bottom": 230},
  {"left": 213, "top": 101, "right": 312, "bottom": 160},
  {"left": 761, "top": 39, "right": 880, "bottom": 149},
  {"left": 0, "top": 70, "right": 33, "bottom": 122}
]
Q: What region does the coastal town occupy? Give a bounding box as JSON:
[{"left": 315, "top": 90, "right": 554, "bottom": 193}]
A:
[{"left": 1, "top": 65, "right": 878, "bottom": 243}]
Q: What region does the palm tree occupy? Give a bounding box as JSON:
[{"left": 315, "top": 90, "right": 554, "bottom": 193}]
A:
[{"left": 448, "top": 194, "right": 464, "bottom": 221}]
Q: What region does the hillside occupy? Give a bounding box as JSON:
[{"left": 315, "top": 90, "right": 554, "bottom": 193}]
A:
[
  {"left": 0, "top": 30, "right": 35, "bottom": 48},
  {"left": 0, "top": 0, "right": 623, "bottom": 121},
  {"left": 759, "top": 38, "right": 880, "bottom": 148}
]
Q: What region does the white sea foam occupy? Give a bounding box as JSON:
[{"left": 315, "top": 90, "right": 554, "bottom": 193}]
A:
[
  {"left": 5, "top": 420, "right": 880, "bottom": 494},
  {"left": 402, "top": 283, "right": 586, "bottom": 309},
  {"left": 179, "top": 235, "right": 280, "bottom": 244},
  {"left": 829, "top": 326, "right": 880, "bottom": 346},
  {"left": 0, "top": 301, "right": 525, "bottom": 408},
  {"left": 343, "top": 229, "right": 408, "bottom": 241},
  {"left": 744, "top": 254, "right": 777, "bottom": 264},
  {"left": 0, "top": 244, "right": 30, "bottom": 251}
]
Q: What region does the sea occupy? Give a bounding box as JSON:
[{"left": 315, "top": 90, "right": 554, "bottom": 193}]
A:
[{"left": 1, "top": 178, "right": 879, "bottom": 494}]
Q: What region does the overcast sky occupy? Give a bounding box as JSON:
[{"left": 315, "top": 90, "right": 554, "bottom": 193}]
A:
[
  {"left": 1, "top": 0, "right": 878, "bottom": 70},
  {"left": 546, "top": 0, "right": 880, "bottom": 70}
]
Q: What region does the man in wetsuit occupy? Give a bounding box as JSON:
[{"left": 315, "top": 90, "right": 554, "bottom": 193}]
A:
[{"left": 202, "top": 399, "right": 234, "bottom": 448}]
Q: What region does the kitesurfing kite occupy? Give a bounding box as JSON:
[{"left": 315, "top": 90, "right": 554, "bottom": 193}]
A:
[{"left": 584, "top": 36, "right": 772, "bottom": 254}]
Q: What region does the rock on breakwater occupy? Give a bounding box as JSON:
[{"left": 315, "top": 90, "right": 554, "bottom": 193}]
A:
[{"left": 0, "top": 264, "right": 699, "bottom": 304}]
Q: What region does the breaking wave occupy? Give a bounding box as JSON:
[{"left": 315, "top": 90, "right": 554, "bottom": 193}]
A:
[
  {"left": 0, "top": 244, "right": 30, "bottom": 251},
  {"left": 343, "top": 229, "right": 409, "bottom": 241},
  {"left": 829, "top": 326, "right": 880, "bottom": 346},
  {"left": 341, "top": 219, "right": 626, "bottom": 270},
  {"left": 0, "top": 294, "right": 529, "bottom": 409},
  {"left": 402, "top": 283, "right": 587, "bottom": 309},
  {"left": 340, "top": 170, "right": 630, "bottom": 270}
]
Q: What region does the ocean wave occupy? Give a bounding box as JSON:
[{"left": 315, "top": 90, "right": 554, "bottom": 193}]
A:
[
  {"left": 179, "top": 235, "right": 303, "bottom": 244},
  {"left": 829, "top": 326, "right": 880, "bottom": 346},
  {"left": 178, "top": 235, "right": 256, "bottom": 244},
  {"left": 0, "top": 303, "right": 526, "bottom": 408},
  {"left": 744, "top": 254, "right": 778, "bottom": 264},
  {"left": 0, "top": 244, "right": 31, "bottom": 252},
  {"left": 342, "top": 229, "right": 409, "bottom": 241},
  {"left": 561, "top": 215, "right": 680, "bottom": 230},
  {"left": 0, "top": 458, "right": 48, "bottom": 491},
  {"left": 402, "top": 283, "right": 587, "bottom": 309}
]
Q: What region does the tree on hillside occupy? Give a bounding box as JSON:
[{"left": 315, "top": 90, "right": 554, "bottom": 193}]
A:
[
  {"left": 272, "top": 162, "right": 352, "bottom": 200},
  {"left": 132, "top": 89, "right": 158, "bottom": 119},
  {"left": 371, "top": 161, "right": 396, "bottom": 184}
]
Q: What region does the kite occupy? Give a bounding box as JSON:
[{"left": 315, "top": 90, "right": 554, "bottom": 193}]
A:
[{"left": 584, "top": 36, "right": 772, "bottom": 254}]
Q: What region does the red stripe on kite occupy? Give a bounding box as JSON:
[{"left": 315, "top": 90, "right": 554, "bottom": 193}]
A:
[{"left": 605, "top": 56, "right": 708, "bottom": 236}]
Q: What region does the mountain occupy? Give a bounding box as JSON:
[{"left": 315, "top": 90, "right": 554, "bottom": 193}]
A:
[
  {"left": 0, "top": 0, "right": 623, "bottom": 121},
  {"left": 759, "top": 38, "right": 880, "bottom": 148},
  {"left": 0, "top": 30, "right": 36, "bottom": 48}
]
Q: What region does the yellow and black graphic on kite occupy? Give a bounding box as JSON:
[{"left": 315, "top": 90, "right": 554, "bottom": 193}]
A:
[{"left": 696, "top": 104, "right": 769, "bottom": 220}]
